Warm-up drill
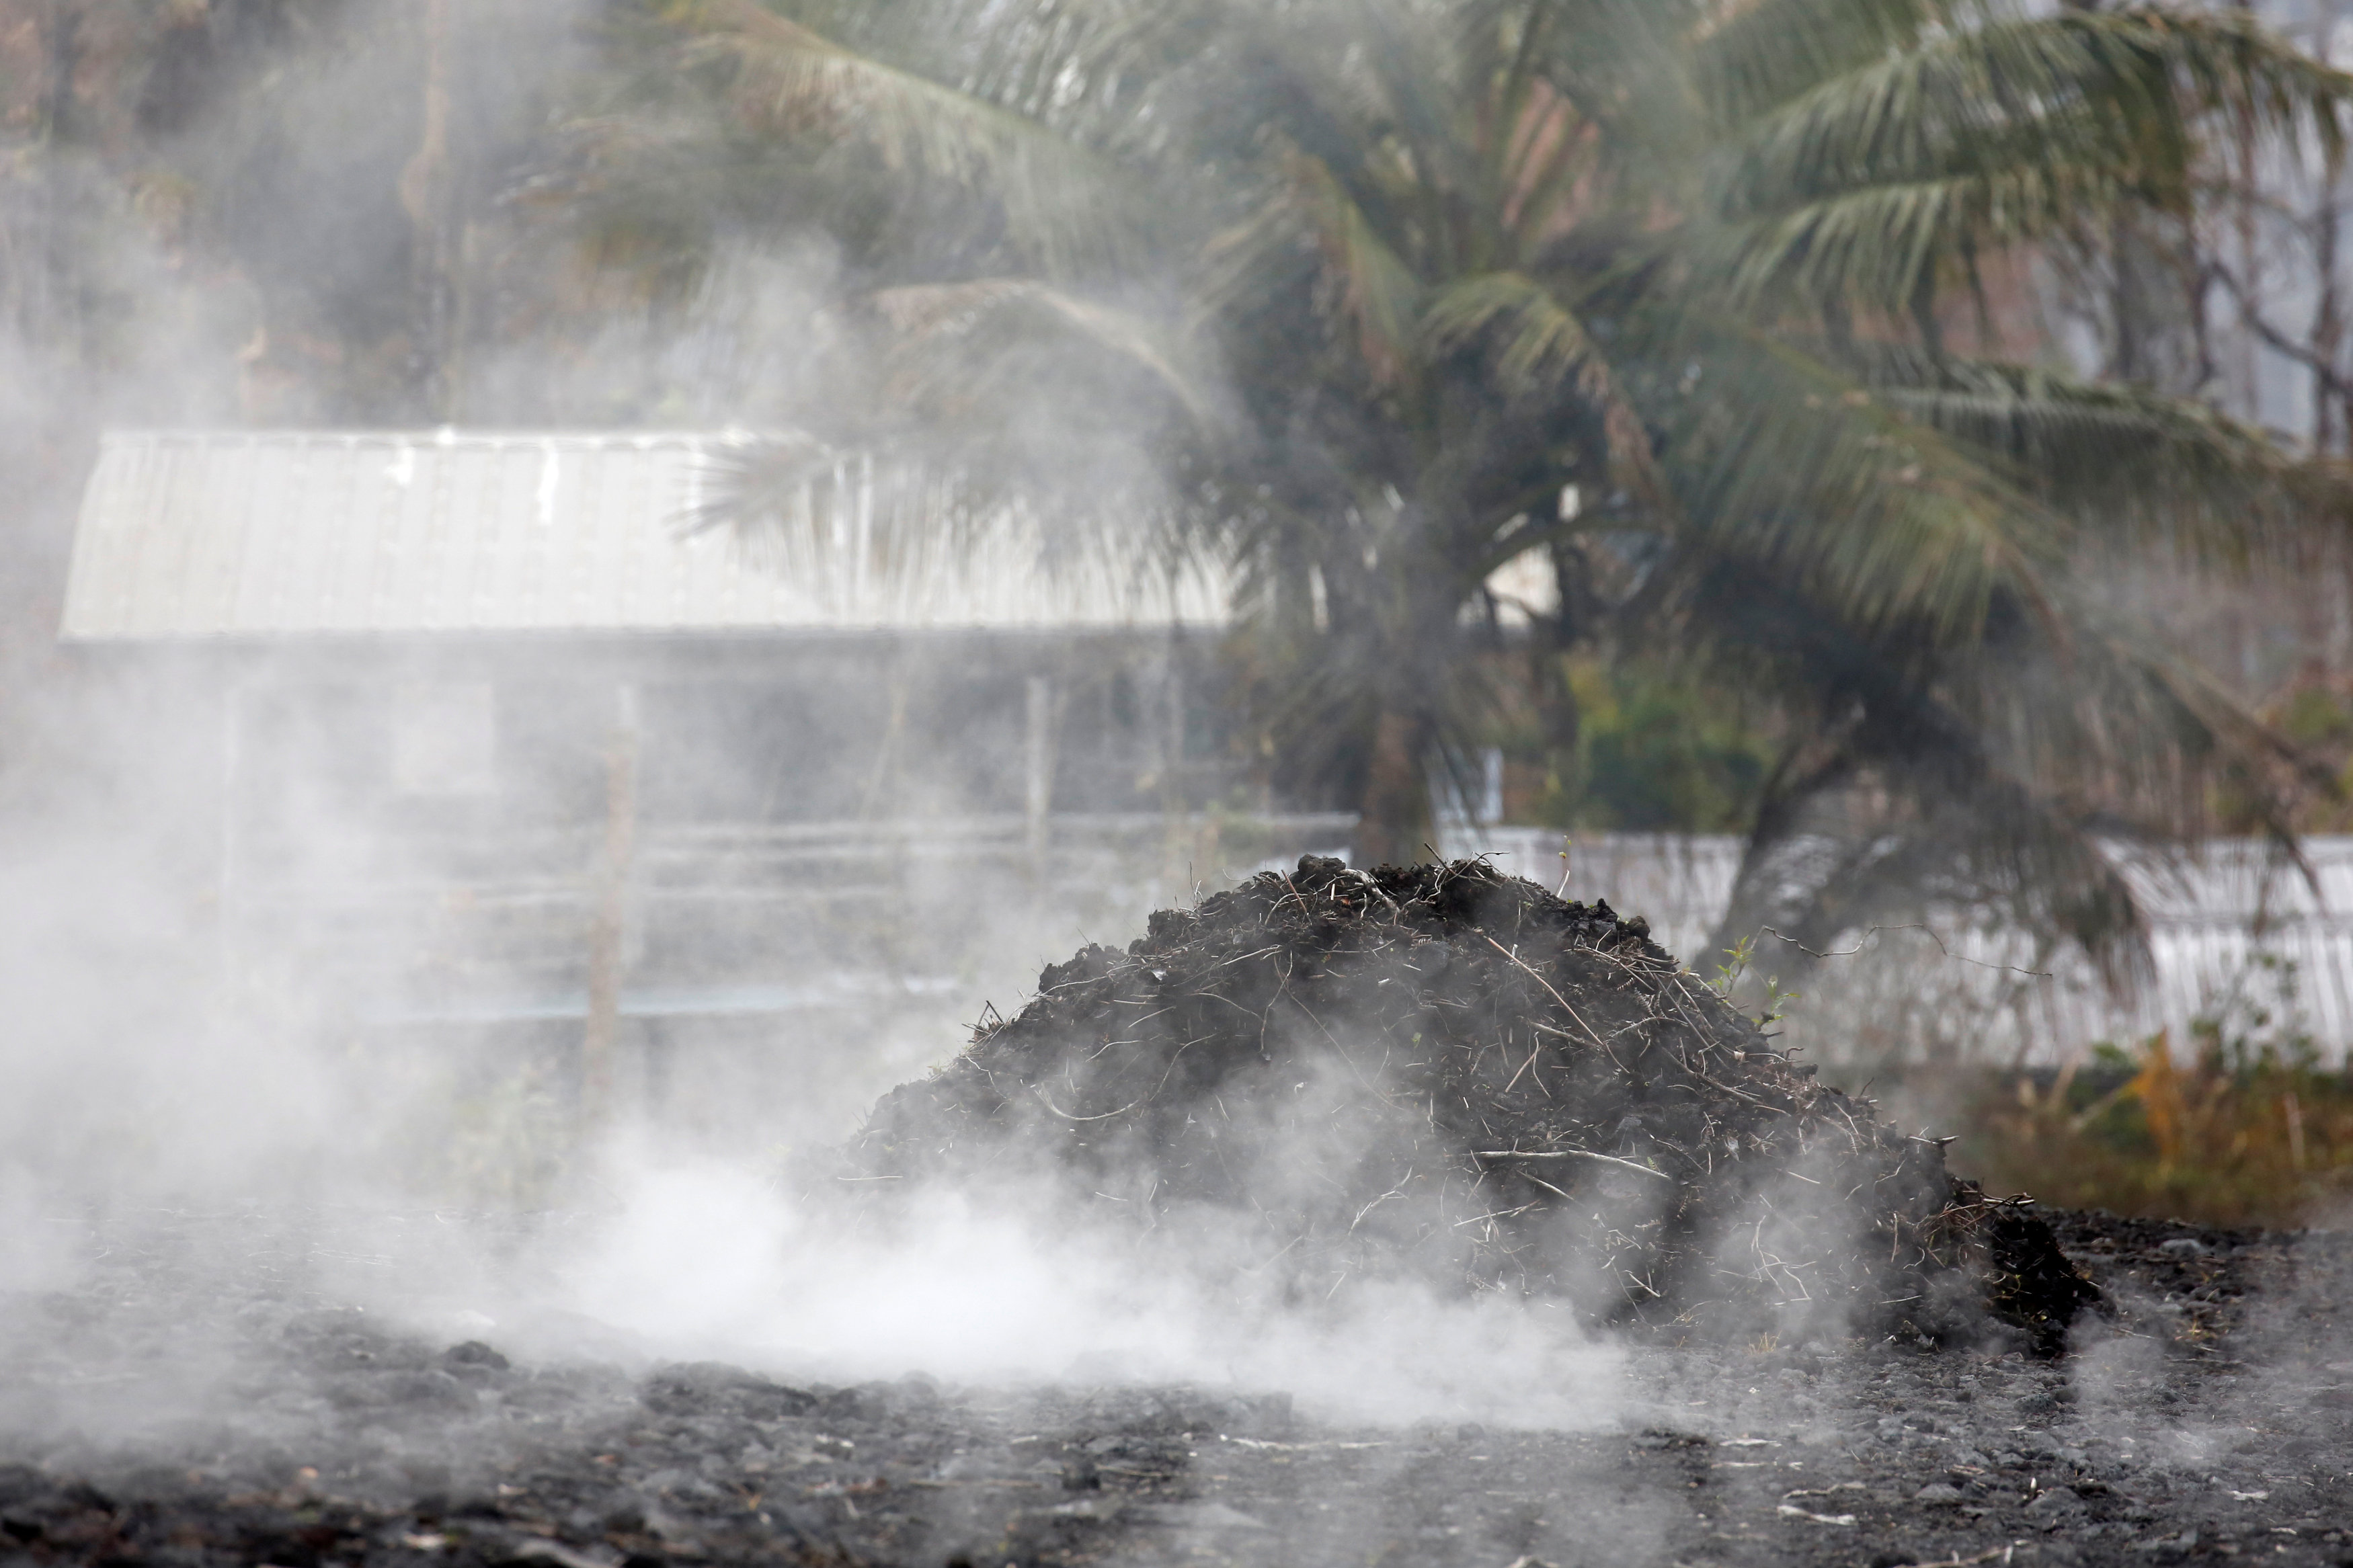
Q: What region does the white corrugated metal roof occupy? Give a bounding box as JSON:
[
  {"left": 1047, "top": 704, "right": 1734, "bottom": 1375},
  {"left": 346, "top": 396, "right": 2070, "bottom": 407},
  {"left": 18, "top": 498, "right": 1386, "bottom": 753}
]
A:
[{"left": 61, "top": 430, "right": 1228, "bottom": 639}]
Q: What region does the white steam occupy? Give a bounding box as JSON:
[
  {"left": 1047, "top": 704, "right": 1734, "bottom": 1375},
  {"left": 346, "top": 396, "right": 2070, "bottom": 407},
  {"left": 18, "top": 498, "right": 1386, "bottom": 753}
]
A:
[{"left": 544, "top": 1154, "right": 1626, "bottom": 1430}]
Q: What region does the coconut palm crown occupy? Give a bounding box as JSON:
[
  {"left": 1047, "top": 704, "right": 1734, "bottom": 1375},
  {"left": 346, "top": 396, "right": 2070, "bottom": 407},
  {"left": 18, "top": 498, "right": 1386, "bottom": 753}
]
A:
[{"left": 663, "top": 0, "right": 2353, "bottom": 981}]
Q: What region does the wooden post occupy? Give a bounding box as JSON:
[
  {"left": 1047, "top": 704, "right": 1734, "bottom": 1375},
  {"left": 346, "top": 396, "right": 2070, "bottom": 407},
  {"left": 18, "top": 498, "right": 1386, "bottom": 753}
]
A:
[
  {"left": 1025, "top": 674, "right": 1054, "bottom": 876},
  {"left": 582, "top": 683, "right": 641, "bottom": 1132},
  {"left": 1156, "top": 653, "right": 1194, "bottom": 895},
  {"left": 217, "top": 679, "right": 244, "bottom": 993}
]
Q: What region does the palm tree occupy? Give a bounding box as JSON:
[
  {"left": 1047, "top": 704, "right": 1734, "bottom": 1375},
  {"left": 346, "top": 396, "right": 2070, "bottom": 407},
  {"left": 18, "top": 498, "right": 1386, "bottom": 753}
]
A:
[{"left": 666, "top": 0, "right": 2352, "bottom": 981}]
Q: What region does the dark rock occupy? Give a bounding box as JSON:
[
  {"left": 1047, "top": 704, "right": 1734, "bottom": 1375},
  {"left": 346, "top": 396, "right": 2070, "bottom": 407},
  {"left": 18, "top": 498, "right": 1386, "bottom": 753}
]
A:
[
  {"left": 642, "top": 1364, "right": 817, "bottom": 1421},
  {"left": 815, "top": 1385, "right": 889, "bottom": 1425},
  {"left": 2027, "top": 1486, "right": 2087, "bottom": 1524},
  {"left": 0, "top": 1471, "right": 43, "bottom": 1510},
  {"left": 56, "top": 1484, "right": 111, "bottom": 1514}
]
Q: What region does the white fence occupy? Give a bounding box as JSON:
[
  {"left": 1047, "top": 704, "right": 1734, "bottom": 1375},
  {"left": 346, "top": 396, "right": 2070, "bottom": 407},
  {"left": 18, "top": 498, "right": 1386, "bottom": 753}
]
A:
[{"left": 1443, "top": 829, "right": 2353, "bottom": 1065}]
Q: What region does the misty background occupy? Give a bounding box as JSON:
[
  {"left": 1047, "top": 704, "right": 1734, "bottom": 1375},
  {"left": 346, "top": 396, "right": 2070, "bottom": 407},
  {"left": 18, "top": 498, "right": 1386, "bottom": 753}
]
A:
[{"left": 7, "top": 0, "right": 2353, "bottom": 1234}]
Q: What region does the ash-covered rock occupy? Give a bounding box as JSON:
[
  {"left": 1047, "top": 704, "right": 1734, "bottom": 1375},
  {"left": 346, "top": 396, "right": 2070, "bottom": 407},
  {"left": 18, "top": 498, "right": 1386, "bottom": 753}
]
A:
[{"left": 848, "top": 856, "right": 2096, "bottom": 1348}]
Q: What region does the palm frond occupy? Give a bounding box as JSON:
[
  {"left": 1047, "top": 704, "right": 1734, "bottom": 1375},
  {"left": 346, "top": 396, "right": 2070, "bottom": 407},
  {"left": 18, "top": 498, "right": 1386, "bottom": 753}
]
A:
[
  {"left": 692, "top": 272, "right": 1218, "bottom": 602},
  {"left": 1689, "top": 563, "right": 2315, "bottom": 979},
  {"left": 1849, "top": 345, "right": 2341, "bottom": 574},
  {"left": 669, "top": 0, "right": 1147, "bottom": 277},
  {"left": 1705, "top": 161, "right": 2124, "bottom": 316},
  {"left": 1421, "top": 270, "right": 1663, "bottom": 505},
  {"left": 1712, "top": 725, "right": 2155, "bottom": 983},
  {"left": 867, "top": 278, "right": 1218, "bottom": 431},
  {"left": 695, "top": 429, "right": 1209, "bottom": 626},
  {"left": 1927, "top": 585, "right": 2325, "bottom": 874},
  {"left": 2118, "top": 7, "right": 2352, "bottom": 155},
  {"left": 1648, "top": 316, "right": 2065, "bottom": 648},
  {"left": 1423, "top": 270, "right": 1600, "bottom": 388},
  {"left": 1689, "top": 0, "right": 1975, "bottom": 128},
  {"left": 1721, "top": 10, "right": 2350, "bottom": 219},
  {"left": 1698, "top": 7, "right": 2353, "bottom": 319},
  {"left": 1207, "top": 146, "right": 1427, "bottom": 386},
  {"left": 1339, "top": 0, "right": 1486, "bottom": 207},
  {"left": 952, "top": 0, "right": 1219, "bottom": 117}
]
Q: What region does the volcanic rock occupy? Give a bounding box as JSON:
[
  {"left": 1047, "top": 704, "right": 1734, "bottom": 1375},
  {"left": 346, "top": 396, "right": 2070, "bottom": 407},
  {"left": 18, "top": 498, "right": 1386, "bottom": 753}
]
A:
[{"left": 846, "top": 856, "right": 2097, "bottom": 1347}]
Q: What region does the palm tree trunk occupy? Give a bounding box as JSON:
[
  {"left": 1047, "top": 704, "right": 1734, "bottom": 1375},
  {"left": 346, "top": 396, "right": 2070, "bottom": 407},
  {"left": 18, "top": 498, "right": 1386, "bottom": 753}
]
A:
[
  {"left": 1706, "top": 735, "right": 1861, "bottom": 977},
  {"left": 1356, "top": 708, "right": 1433, "bottom": 868},
  {"left": 399, "top": 0, "right": 461, "bottom": 419}
]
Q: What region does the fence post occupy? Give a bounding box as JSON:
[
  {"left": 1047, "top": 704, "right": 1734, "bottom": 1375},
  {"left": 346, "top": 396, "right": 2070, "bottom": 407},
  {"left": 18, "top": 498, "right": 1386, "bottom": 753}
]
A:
[
  {"left": 1026, "top": 674, "right": 1055, "bottom": 876},
  {"left": 582, "top": 682, "right": 641, "bottom": 1134}
]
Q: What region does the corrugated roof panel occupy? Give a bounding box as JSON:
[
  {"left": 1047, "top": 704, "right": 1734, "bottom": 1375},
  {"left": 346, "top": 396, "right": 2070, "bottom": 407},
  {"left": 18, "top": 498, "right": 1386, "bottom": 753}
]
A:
[
  {"left": 323, "top": 441, "right": 383, "bottom": 633},
  {"left": 275, "top": 440, "right": 339, "bottom": 632},
  {"left": 61, "top": 430, "right": 1228, "bottom": 639},
  {"left": 376, "top": 440, "right": 434, "bottom": 628},
  {"left": 114, "top": 440, "right": 182, "bottom": 632},
  {"left": 64, "top": 443, "right": 133, "bottom": 634},
  {"left": 485, "top": 442, "right": 541, "bottom": 629},
  {"left": 567, "top": 443, "right": 614, "bottom": 626}
]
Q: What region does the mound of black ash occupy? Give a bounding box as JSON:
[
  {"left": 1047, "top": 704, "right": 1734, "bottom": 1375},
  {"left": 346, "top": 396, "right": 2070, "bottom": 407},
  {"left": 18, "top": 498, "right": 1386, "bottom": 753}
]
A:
[{"left": 848, "top": 856, "right": 2096, "bottom": 1348}]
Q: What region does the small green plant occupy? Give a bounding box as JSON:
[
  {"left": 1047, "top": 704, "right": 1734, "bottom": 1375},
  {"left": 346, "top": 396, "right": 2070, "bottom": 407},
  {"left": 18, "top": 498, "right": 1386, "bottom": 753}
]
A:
[
  {"left": 1709, "top": 934, "right": 1757, "bottom": 997},
  {"left": 1758, "top": 974, "right": 1802, "bottom": 1028},
  {"left": 1707, "top": 932, "right": 1800, "bottom": 1028}
]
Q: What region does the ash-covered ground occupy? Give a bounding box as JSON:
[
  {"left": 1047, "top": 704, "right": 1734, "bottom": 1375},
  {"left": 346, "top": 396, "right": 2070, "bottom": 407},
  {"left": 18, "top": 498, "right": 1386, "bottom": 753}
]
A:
[{"left": 2, "top": 1204, "right": 2348, "bottom": 1568}]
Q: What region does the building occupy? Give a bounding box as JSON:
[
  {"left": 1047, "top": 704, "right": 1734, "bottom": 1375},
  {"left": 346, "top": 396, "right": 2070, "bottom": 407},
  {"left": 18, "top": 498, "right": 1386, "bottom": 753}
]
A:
[{"left": 58, "top": 428, "right": 1349, "bottom": 1152}]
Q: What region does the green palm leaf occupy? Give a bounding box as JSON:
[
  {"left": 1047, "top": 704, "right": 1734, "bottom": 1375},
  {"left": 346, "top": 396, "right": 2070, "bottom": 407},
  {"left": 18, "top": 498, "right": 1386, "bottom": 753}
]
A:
[
  {"left": 1651, "top": 317, "right": 2063, "bottom": 647},
  {"left": 866, "top": 278, "right": 1217, "bottom": 431},
  {"left": 1701, "top": 10, "right": 2352, "bottom": 318},
  {"left": 666, "top": 0, "right": 2352, "bottom": 927},
  {"left": 1207, "top": 145, "right": 1427, "bottom": 386},
  {"left": 1720, "top": 11, "right": 2351, "bottom": 213},
  {"left": 1707, "top": 163, "right": 2124, "bottom": 315},
  {"left": 692, "top": 278, "right": 1214, "bottom": 591},
  {"left": 1421, "top": 270, "right": 1663, "bottom": 505},
  {"left": 670, "top": 0, "right": 1148, "bottom": 276},
  {"left": 1689, "top": 0, "right": 1974, "bottom": 127},
  {"left": 1849, "top": 347, "right": 2337, "bottom": 572}
]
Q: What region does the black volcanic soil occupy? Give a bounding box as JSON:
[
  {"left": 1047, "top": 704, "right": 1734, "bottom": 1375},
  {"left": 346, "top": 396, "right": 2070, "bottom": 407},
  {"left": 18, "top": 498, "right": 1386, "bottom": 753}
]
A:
[{"left": 2, "top": 1205, "right": 2349, "bottom": 1568}]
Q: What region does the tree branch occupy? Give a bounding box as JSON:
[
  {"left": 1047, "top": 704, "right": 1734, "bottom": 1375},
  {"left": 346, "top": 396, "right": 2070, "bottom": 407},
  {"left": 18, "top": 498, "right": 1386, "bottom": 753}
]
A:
[{"left": 2212, "top": 265, "right": 2353, "bottom": 410}]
